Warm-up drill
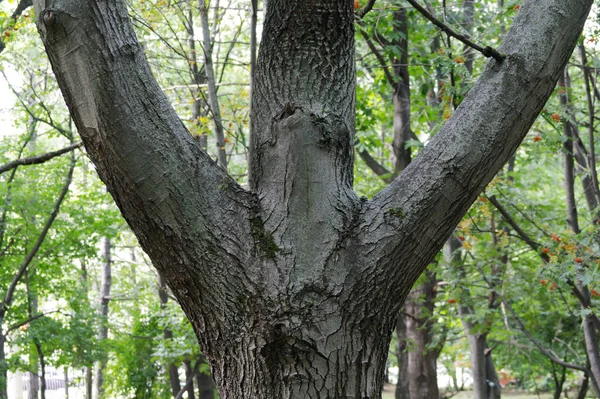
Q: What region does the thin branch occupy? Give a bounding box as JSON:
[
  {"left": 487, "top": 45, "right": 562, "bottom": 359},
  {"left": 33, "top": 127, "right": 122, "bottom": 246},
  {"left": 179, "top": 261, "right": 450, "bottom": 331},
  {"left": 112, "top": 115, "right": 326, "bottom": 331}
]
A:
[
  {"left": 404, "top": 0, "right": 504, "bottom": 63},
  {"left": 357, "top": 0, "right": 377, "bottom": 19},
  {"left": 0, "top": 142, "right": 82, "bottom": 175},
  {"left": 5, "top": 310, "right": 62, "bottom": 335},
  {"left": 357, "top": 149, "right": 393, "bottom": 183},
  {"left": 357, "top": 26, "right": 395, "bottom": 86},
  {"left": 488, "top": 196, "right": 549, "bottom": 262}
]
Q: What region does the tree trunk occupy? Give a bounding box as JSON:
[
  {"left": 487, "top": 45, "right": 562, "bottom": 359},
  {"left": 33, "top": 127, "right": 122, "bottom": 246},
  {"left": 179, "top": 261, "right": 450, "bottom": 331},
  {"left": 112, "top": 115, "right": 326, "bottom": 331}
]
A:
[
  {"left": 183, "top": 360, "right": 196, "bottom": 399},
  {"left": 159, "top": 276, "right": 181, "bottom": 398},
  {"left": 94, "top": 238, "right": 111, "bottom": 399},
  {"left": 404, "top": 274, "right": 439, "bottom": 399},
  {"left": 551, "top": 364, "right": 566, "bottom": 399},
  {"left": 0, "top": 333, "right": 6, "bottom": 399},
  {"left": 32, "top": 341, "right": 46, "bottom": 399},
  {"left": 85, "top": 368, "right": 92, "bottom": 399},
  {"left": 395, "top": 316, "right": 410, "bottom": 399},
  {"left": 195, "top": 355, "right": 214, "bottom": 399},
  {"left": 577, "top": 374, "right": 589, "bottom": 399},
  {"left": 33, "top": 0, "right": 593, "bottom": 397},
  {"left": 392, "top": 6, "right": 412, "bottom": 174}
]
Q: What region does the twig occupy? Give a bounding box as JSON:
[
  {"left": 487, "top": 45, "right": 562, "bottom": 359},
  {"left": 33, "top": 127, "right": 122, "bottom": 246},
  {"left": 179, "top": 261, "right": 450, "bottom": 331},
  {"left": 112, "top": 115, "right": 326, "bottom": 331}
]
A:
[{"left": 405, "top": 0, "right": 504, "bottom": 63}]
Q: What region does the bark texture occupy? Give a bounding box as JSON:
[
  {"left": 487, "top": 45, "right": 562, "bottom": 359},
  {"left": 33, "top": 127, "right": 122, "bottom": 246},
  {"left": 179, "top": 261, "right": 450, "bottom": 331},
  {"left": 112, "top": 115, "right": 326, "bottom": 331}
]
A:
[{"left": 32, "top": 0, "right": 593, "bottom": 397}]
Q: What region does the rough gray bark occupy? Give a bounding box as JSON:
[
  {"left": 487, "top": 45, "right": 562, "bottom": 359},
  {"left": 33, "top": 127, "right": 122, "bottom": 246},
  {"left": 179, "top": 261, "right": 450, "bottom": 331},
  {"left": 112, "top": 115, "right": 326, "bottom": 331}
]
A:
[
  {"left": 33, "top": 0, "right": 593, "bottom": 397},
  {"left": 94, "top": 238, "right": 111, "bottom": 399}
]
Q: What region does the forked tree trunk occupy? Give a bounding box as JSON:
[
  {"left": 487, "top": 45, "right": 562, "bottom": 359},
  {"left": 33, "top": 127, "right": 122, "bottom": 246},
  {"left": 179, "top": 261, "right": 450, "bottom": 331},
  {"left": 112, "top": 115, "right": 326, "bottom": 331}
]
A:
[{"left": 33, "top": 0, "right": 593, "bottom": 397}]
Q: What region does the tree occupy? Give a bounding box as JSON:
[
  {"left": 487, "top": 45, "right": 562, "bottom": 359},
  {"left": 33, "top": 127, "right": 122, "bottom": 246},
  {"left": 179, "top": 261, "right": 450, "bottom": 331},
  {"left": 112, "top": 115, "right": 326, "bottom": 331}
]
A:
[{"left": 32, "top": 0, "right": 592, "bottom": 397}]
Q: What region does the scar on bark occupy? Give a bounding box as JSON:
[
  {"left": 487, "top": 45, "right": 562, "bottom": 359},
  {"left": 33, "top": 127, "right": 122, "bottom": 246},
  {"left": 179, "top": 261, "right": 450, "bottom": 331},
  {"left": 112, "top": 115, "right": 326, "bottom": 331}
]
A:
[{"left": 275, "top": 103, "right": 351, "bottom": 151}]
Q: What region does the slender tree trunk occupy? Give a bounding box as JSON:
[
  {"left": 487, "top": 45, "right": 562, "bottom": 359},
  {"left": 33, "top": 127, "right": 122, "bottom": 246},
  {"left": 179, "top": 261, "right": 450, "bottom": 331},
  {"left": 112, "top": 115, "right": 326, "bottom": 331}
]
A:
[
  {"left": 85, "top": 368, "right": 92, "bottom": 399},
  {"left": 462, "top": 0, "right": 475, "bottom": 73},
  {"left": 94, "top": 238, "right": 111, "bottom": 399},
  {"left": 0, "top": 333, "right": 6, "bottom": 399},
  {"left": 395, "top": 316, "right": 410, "bottom": 399},
  {"left": 64, "top": 367, "right": 69, "bottom": 399},
  {"left": 187, "top": 1, "right": 208, "bottom": 150},
  {"left": 183, "top": 360, "right": 196, "bottom": 399},
  {"left": 32, "top": 341, "right": 46, "bottom": 399},
  {"left": 195, "top": 355, "right": 213, "bottom": 399},
  {"left": 404, "top": 273, "right": 439, "bottom": 399},
  {"left": 26, "top": 273, "right": 39, "bottom": 399},
  {"left": 392, "top": 6, "right": 411, "bottom": 174},
  {"left": 551, "top": 364, "right": 566, "bottom": 399},
  {"left": 577, "top": 374, "right": 589, "bottom": 399},
  {"left": 159, "top": 276, "right": 181, "bottom": 398},
  {"left": 81, "top": 263, "right": 93, "bottom": 399},
  {"left": 198, "top": 0, "right": 227, "bottom": 169}
]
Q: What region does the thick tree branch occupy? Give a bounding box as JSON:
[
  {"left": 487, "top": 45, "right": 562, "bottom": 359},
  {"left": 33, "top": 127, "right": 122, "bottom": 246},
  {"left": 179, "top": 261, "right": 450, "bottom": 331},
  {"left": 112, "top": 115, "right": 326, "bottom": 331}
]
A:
[
  {"left": 362, "top": 0, "right": 593, "bottom": 303},
  {"left": 0, "top": 142, "right": 82, "bottom": 175},
  {"left": 405, "top": 0, "right": 504, "bottom": 63},
  {"left": 33, "top": 1, "right": 257, "bottom": 349}
]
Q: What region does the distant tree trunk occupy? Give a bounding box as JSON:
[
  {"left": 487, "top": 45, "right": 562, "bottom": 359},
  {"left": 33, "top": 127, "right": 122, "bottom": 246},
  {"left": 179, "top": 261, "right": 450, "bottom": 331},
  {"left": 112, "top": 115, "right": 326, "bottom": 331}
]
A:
[
  {"left": 577, "top": 374, "right": 589, "bottom": 399},
  {"left": 85, "top": 368, "right": 92, "bottom": 399},
  {"left": 405, "top": 272, "right": 439, "bottom": 399},
  {"left": 32, "top": 341, "right": 46, "bottom": 399},
  {"left": 195, "top": 355, "right": 213, "bottom": 399},
  {"left": 64, "top": 367, "right": 69, "bottom": 399},
  {"left": 183, "top": 360, "right": 196, "bottom": 399},
  {"left": 198, "top": 0, "right": 227, "bottom": 168},
  {"left": 94, "top": 238, "right": 111, "bottom": 399},
  {"left": 81, "top": 262, "right": 93, "bottom": 399},
  {"left": 395, "top": 316, "right": 410, "bottom": 399},
  {"left": 158, "top": 276, "right": 181, "bottom": 398},
  {"left": 0, "top": 334, "right": 6, "bottom": 399},
  {"left": 26, "top": 272, "right": 39, "bottom": 399},
  {"left": 551, "top": 364, "right": 566, "bottom": 399}
]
